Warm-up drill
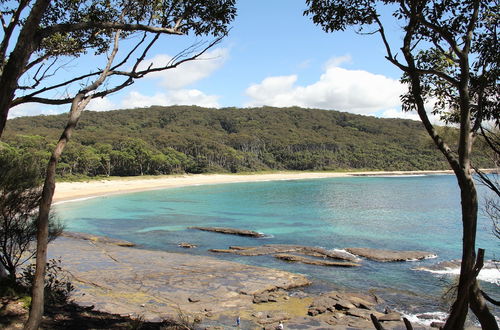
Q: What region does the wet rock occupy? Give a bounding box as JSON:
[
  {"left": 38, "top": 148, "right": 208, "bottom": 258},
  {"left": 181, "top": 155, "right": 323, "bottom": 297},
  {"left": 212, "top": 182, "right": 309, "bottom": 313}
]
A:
[
  {"left": 274, "top": 254, "right": 360, "bottom": 267},
  {"left": 189, "top": 226, "right": 265, "bottom": 237},
  {"left": 253, "top": 289, "right": 287, "bottom": 303},
  {"left": 208, "top": 248, "right": 234, "bottom": 253},
  {"left": 62, "top": 232, "right": 135, "bottom": 247},
  {"left": 207, "top": 244, "right": 359, "bottom": 262},
  {"left": 178, "top": 242, "right": 197, "bottom": 248},
  {"left": 308, "top": 291, "right": 379, "bottom": 317},
  {"left": 346, "top": 247, "right": 436, "bottom": 262},
  {"left": 378, "top": 312, "right": 402, "bottom": 322},
  {"left": 431, "top": 321, "right": 446, "bottom": 328}
]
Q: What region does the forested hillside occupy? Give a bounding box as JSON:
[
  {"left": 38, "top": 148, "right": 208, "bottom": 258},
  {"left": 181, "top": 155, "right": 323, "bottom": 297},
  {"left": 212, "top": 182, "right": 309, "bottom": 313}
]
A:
[{"left": 1, "top": 106, "right": 492, "bottom": 178}]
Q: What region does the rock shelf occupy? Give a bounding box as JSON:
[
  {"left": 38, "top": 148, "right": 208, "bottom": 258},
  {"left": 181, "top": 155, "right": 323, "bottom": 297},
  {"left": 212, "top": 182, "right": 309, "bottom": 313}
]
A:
[
  {"left": 345, "top": 247, "right": 436, "bottom": 262},
  {"left": 189, "top": 226, "right": 265, "bottom": 237},
  {"left": 48, "top": 236, "right": 310, "bottom": 321}
]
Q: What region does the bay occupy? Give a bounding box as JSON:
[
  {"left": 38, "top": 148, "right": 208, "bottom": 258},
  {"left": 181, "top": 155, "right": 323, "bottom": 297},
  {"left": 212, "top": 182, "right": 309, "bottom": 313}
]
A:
[{"left": 55, "top": 174, "right": 499, "bottom": 317}]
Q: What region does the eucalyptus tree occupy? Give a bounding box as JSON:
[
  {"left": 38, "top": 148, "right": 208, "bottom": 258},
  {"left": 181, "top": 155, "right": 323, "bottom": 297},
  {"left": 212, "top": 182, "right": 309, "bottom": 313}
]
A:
[
  {"left": 0, "top": 0, "right": 236, "bottom": 136},
  {"left": 305, "top": 1, "right": 499, "bottom": 329},
  {"left": 0, "top": 1, "right": 236, "bottom": 329}
]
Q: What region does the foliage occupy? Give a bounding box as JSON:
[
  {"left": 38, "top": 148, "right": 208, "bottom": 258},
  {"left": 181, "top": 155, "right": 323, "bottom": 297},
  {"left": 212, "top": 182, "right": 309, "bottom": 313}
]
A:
[
  {"left": 0, "top": 146, "right": 63, "bottom": 280},
  {"left": 304, "top": 1, "right": 499, "bottom": 328},
  {"left": 19, "top": 258, "right": 74, "bottom": 307},
  {"left": 2, "top": 106, "right": 494, "bottom": 177},
  {"left": 304, "top": 0, "right": 498, "bottom": 127}
]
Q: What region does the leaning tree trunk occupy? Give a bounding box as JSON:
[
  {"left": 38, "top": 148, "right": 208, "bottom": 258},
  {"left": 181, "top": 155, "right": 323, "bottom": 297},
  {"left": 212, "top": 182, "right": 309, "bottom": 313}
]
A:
[
  {"left": 23, "top": 142, "right": 62, "bottom": 330},
  {"left": 24, "top": 30, "right": 120, "bottom": 330}
]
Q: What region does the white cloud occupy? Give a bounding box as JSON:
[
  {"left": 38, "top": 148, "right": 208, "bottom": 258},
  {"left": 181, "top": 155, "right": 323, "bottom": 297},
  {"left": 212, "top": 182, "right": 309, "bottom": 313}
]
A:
[
  {"left": 140, "top": 48, "right": 228, "bottom": 89},
  {"left": 87, "top": 96, "right": 116, "bottom": 111},
  {"left": 8, "top": 103, "right": 66, "bottom": 119},
  {"left": 121, "top": 90, "right": 220, "bottom": 108},
  {"left": 325, "top": 55, "right": 352, "bottom": 68},
  {"left": 380, "top": 109, "right": 420, "bottom": 121},
  {"left": 245, "top": 56, "right": 405, "bottom": 116}
]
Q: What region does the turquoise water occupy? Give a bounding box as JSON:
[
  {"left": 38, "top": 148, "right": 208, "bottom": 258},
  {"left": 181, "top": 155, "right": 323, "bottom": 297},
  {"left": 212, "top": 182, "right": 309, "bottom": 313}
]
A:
[{"left": 55, "top": 175, "right": 499, "bottom": 316}]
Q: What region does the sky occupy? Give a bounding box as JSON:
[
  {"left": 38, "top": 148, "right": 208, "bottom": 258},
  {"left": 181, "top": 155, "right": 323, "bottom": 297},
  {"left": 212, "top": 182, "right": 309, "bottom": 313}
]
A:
[{"left": 9, "top": 0, "right": 424, "bottom": 121}]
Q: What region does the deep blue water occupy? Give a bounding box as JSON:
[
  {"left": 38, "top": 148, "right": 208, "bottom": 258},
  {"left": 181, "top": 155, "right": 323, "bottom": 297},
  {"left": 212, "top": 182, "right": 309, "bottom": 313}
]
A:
[{"left": 55, "top": 174, "right": 499, "bottom": 317}]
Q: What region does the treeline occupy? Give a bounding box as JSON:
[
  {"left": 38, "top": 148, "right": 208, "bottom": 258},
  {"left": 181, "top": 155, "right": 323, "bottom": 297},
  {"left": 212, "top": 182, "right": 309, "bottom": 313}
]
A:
[{"left": 2, "top": 106, "right": 493, "bottom": 178}]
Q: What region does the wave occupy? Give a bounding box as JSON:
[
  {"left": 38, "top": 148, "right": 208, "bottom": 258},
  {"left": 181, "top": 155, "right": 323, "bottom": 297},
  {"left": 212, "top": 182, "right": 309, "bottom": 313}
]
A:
[
  {"left": 53, "top": 196, "right": 100, "bottom": 205},
  {"left": 414, "top": 260, "right": 500, "bottom": 285},
  {"left": 398, "top": 310, "right": 448, "bottom": 327},
  {"left": 330, "top": 248, "right": 362, "bottom": 262}
]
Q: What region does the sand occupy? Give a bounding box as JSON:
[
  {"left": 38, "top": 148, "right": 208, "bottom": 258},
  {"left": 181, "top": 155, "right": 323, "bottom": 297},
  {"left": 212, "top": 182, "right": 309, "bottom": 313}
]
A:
[{"left": 52, "top": 170, "right": 453, "bottom": 203}]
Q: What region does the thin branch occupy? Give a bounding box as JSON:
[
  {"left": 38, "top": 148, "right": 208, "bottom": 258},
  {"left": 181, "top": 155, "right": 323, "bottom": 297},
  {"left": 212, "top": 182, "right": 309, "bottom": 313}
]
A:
[
  {"left": 481, "top": 290, "right": 500, "bottom": 306},
  {"left": 39, "top": 21, "right": 185, "bottom": 39},
  {"left": 13, "top": 36, "right": 223, "bottom": 106}
]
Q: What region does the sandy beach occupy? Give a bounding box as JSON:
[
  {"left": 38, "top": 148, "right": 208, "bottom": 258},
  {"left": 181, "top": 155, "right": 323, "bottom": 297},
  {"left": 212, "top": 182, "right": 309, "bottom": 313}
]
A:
[{"left": 53, "top": 170, "right": 453, "bottom": 203}]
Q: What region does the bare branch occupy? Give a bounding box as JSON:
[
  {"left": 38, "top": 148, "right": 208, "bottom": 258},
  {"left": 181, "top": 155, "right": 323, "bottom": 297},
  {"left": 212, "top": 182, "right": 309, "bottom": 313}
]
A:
[{"left": 39, "top": 21, "right": 185, "bottom": 39}]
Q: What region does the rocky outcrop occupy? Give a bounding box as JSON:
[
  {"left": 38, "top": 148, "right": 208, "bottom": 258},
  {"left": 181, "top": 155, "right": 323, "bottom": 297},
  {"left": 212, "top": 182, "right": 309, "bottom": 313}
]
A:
[
  {"left": 62, "top": 232, "right": 135, "bottom": 247},
  {"left": 346, "top": 247, "right": 436, "bottom": 262},
  {"left": 274, "top": 254, "right": 360, "bottom": 267},
  {"left": 307, "top": 291, "right": 379, "bottom": 317},
  {"left": 209, "top": 244, "right": 358, "bottom": 262},
  {"left": 189, "top": 226, "right": 265, "bottom": 237},
  {"left": 48, "top": 236, "right": 311, "bottom": 321}
]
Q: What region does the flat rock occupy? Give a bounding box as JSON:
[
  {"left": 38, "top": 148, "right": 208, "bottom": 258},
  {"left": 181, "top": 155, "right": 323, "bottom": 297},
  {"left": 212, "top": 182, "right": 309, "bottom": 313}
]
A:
[
  {"left": 307, "top": 291, "right": 378, "bottom": 317},
  {"left": 346, "top": 247, "right": 436, "bottom": 262},
  {"left": 209, "top": 244, "right": 358, "bottom": 262},
  {"left": 178, "top": 242, "right": 197, "bottom": 248},
  {"left": 189, "top": 226, "right": 265, "bottom": 237},
  {"left": 62, "top": 232, "right": 135, "bottom": 247},
  {"left": 274, "top": 254, "right": 360, "bottom": 267},
  {"left": 48, "top": 236, "right": 311, "bottom": 321},
  {"left": 378, "top": 312, "right": 402, "bottom": 322}
]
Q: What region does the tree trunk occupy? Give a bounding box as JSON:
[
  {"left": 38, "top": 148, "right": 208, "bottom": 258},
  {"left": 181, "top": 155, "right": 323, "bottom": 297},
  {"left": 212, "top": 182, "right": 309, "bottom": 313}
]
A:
[
  {"left": 23, "top": 152, "right": 58, "bottom": 330},
  {"left": 0, "top": 0, "right": 50, "bottom": 138},
  {"left": 0, "top": 262, "right": 9, "bottom": 280},
  {"left": 443, "top": 173, "right": 478, "bottom": 329},
  {"left": 469, "top": 279, "right": 499, "bottom": 329},
  {"left": 24, "top": 29, "right": 120, "bottom": 330}
]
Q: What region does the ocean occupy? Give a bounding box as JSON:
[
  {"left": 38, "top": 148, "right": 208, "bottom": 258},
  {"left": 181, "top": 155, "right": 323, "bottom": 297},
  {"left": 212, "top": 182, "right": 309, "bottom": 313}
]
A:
[{"left": 55, "top": 174, "right": 500, "bottom": 324}]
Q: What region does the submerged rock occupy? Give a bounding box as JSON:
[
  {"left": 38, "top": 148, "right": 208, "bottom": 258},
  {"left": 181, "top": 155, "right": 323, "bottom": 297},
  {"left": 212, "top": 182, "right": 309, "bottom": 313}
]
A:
[
  {"left": 178, "top": 242, "right": 197, "bottom": 248},
  {"left": 346, "top": 247, "right": 436, "bottom": 262},
  {"left": 62, "top": 232, "right": 135, "bottom": 247},
  {"left": 189, "top": 226, "right": 265, "bottom": 237},
  {"left": 274, "top": 254, "right": 360, "bottom": 267}
]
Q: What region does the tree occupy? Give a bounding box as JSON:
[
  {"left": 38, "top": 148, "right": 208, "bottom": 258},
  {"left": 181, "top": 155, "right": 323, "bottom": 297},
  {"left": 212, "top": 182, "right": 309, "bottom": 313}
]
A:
[
  {"left": 0, "top": 146, "right": 62, "bottom": 282},
  {"left": 0, "top": 0, "right": 236, "bottom": 137},
  {"left": 304, "top": 1, "right": 499, "bottom": 329},
  {"left": 12, "top": 2, "right": 236, "bottom": 328}
]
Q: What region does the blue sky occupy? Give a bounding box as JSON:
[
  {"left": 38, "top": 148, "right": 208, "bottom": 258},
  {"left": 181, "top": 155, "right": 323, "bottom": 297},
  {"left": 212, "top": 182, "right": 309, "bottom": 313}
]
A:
[{"left": 10, "top": 0, "right": 423, "bottom": 121}]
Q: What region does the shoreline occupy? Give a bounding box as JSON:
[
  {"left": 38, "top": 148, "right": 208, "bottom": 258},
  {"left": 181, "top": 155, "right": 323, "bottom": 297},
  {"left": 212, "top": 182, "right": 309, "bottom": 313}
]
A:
[{"left": 53, "top": 170, "right": 454, "bottom": 203}]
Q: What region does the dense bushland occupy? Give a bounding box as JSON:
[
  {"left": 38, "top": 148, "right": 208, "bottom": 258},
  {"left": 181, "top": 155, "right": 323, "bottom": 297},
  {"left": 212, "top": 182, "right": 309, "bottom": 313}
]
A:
[{"left": 2, "top": 106, "right": 493, "bottom": 178}]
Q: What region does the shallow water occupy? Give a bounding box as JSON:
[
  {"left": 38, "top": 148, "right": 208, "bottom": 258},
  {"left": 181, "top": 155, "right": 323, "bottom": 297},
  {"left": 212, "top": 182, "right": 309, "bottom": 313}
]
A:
[{"left": 55, "top": 174, "right": 500, "bottom": 317}]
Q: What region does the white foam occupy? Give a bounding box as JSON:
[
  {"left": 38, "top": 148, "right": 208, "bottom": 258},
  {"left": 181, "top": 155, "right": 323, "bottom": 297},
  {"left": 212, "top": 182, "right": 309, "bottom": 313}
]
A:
[
  {"left": 330, "top": 248, "right": 362, "bottom": 262},
  {"left": 53, "top": 196, "right": 100, "bottom": 205},
  {"left": 406, "top": 254, "right": 438, "bottom": 262},
  {"left": 398, "top": 310, "right": 448, "bottom": 326},
  {"left": 415, "top": 261, "right": 500, "bottom": 285},
  {"left": 362, "top": 174, "right": 428, "bottom": 178}
]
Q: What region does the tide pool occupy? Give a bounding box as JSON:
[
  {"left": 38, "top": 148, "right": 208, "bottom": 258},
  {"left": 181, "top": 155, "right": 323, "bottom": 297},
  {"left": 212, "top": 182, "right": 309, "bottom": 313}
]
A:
[{"left": 55, "top": 174, "right": 499, "bottom": 317}]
